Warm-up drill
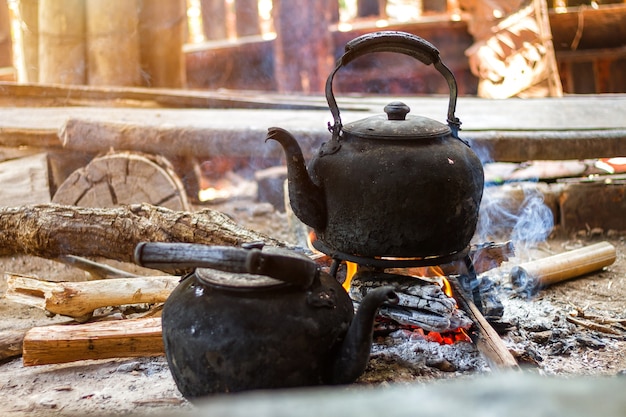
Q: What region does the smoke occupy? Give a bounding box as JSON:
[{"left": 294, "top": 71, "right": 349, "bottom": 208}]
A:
[{"left": 474, "top": 181, "right": 554, "bottom": 260}]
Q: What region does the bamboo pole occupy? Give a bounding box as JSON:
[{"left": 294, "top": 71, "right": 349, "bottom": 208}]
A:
[
  {"left": 22, "top": 317, "right": 163, "bottom": 366},
  {"left": 86, "top": 0, "right": 141, "bottom": 86},
  {"left": 234, "top": 0, "right": 260, "bottom": 37},
  {"left": 38, "top": 0, "right": 86, "bottom": 85},
  {"left": 510, "top": 241, "right": 617, "bottom": 295},
  {"left": 138, "top": 0, "right": 187, "bottom": 88}
]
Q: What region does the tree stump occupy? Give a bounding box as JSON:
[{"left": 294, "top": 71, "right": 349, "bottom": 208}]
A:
[{"left": 52, "top": 152, "right": 191, "bottom": 211}]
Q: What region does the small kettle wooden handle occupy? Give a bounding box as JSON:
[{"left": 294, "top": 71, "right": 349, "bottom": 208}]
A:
[
  {"left": 325, "top": 31, "right": 460, "bottom": 138},
  {"left": 134, "top": 242, "right": 318, "bottom": 288}
]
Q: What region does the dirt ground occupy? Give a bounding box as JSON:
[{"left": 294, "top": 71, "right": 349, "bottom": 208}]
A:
[{"left": 0, "top": 198, "right": 624, "bottom": 416}]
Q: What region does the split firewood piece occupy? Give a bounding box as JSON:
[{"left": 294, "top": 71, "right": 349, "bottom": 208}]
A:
[
  {"left": 52, "top": 152, "right": 191, "bottom": 211},
  {"left": 22, "top": 317, "right": 163, "bottom": 366},
  {"left": 510, "top": 241, "right": 616, "bottom": 295},
  {"left": 4, "top": 273, "right": 180, "bottom": 319},
  {"left": 0, "top": 329, "right": 27, "bottom": 362},
  {"left": 0, "top": 203, "right": 287, "bottom": 263},
  {"left": 447, "top": 275, "right": 520, "bottom": 371}
]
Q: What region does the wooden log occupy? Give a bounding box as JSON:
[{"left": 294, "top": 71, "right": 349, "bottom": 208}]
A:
[
  {"left": 0, "top": 153, "right": 52, "bottom": 206},
  {"left": 51, "top": 152, "right": 191, "bottom": 211},
  {"left": 200, "top": 0, "right": 228, "bottom": 40},
  {"left": 0, "top": 329, "right": 27, "bottom": 362},
  {"left": 86, "top": 0, "right": 141, "bottom": 86},
  {"left": 138, "top": 0, "right": 187, "bottom": 88},
  {"left": 510, "top": 241, "right": 617, "bottom": 295},
  {"left": 15, "top": 0, "right": 39, "bottom": 82},
  {"left": 0, "top": 0, "right": 12, "bottom": 68},
  {"left": 235, "top": 0, "right": 261, "bottom": 37},
  {"left": 447, "top": 275, "right": 520, "bottom": 371},
  {"left": 5, "top": 273, "right": 179, "bottom": 319},
  {"left": 272, "top": 0, "right": 333, "bottom": 93},
  {"left": 38, "top": 0, "right": 86, "bottom": 85},
  {"left": 0, "top": 203, "right": 287, "bottom": 262},
  {"left": 22, "top": 317, "right": 163, "bottom": 366}
]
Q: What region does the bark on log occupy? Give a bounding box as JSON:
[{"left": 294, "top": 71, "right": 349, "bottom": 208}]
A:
[
  {"left": 22, "top": 317, "right": 163, "bottom": 366},
  {"left": 0, "top": 203, "right": 287, "bottom": 263},
  {"left": 5, "top": 273, "right": 179, "bottom": 319}
]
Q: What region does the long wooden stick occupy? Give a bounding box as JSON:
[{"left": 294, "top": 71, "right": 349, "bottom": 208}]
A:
[
  {"left": 448, "top": 276, "right": 520, "bottom": 371},
  {"left": 22, "top": 318, "right": 163, "bottom": 366},
  {"left": 5, "top": 274, "right": 179, "bottom": 319}
]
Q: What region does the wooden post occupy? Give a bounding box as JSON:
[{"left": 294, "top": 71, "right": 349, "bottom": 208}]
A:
[
  {"left": 38, "top": 0, "right": 86, "bottom": 85},
  {"left": 235, "top": 0, "right": 260, "bottom": 37},
  {"left": 0, "top": 0, "right": 12, "bottom": 69},
  {"left": 272, "top": 0, "right": 333, "bottom": 93},
  {"left": 16, "top": 0, "right": 39, "bottom": 82},
  {"left": 138, "top": 0, "right": 187, "bottom": 88},
  {"left": 86, "top": 0, "right": 141, "bottom": 86},
  {"left": 200, "top": 0, "right": 227, "bottom": 40},
  {"left": 357, "top": 0, "right": 382, "bottom": 17}
]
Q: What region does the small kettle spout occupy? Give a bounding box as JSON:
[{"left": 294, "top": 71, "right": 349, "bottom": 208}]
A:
[
  {"left": 266, "top": 127, "right": 327, "bottom": 231},
  {"left": 331, "top": 286, "right": 399, "bottom": 384}
]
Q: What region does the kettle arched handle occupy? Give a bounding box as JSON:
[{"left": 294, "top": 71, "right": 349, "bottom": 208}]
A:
[{"left": 325, "top": 31, "right": 460, "bottom": 138}]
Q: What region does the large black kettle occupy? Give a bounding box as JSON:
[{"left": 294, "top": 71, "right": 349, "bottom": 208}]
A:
[
  {"left": 135, "top": 242, "right": 397, "bottom": 399},
  {"left": 267, "top": 31, "right": 484, "bottom": 260}
]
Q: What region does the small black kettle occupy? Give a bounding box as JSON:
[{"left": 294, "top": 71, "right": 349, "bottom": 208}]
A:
[{"left": 135, "top": 242, "right": 397, "bottom": 399}]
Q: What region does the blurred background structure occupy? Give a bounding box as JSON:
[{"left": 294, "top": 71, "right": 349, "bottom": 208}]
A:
[{"left": 1, "top": 0, "right": 625, "bottom": 97}]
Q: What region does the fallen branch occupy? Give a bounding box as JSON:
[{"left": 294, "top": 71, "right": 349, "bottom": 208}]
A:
[
  {"left": 22, "top": 317, "right": 163, "bottom": 366},
  {"left": 0, "top": 203, "right": 288, "bottom": 263},
  {"left": 5, "top": 273, "right": 180, "bottom": 319}
]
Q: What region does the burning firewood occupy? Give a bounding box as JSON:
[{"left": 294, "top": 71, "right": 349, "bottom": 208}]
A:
[
  {"left": 510, "top": 241, "right": 617, "bottom": 295},
  {"left": 350, "top": 271, "right": 473, "bottom": 333}
]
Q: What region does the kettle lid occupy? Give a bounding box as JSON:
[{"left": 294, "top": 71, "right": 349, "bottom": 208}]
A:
[
  {"left": 341, "top": 101, "right": 450, "bottom": 140},
  {"left": 196, "top": 267, "right": 286, "bottom": 290}
]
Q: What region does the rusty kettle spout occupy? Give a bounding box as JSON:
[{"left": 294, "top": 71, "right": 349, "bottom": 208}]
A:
[
  {"left": 331, "top": 286, "right": 398, "bottom": 385},
  {"left": 266, "top": 127, "right": 327, "bottom": 231}
]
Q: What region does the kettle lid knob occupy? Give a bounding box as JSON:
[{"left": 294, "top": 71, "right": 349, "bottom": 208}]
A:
[{"left": 384, "top": 101, "right": 410, "bottom": 121}]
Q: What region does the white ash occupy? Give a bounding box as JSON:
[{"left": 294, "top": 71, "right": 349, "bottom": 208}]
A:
[{"left": 370, "top": 331, "right": 489, "bottom": 373}]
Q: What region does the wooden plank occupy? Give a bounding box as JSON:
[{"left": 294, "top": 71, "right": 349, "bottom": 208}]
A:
[
  {"left": 1, "top": 96, "right": 626, "bottom": 161},
  {"left": 22, "top": 317, "right": 164, "bottom": 366},
  {"left": 0, "top": 153, "right": 51, "bottom": 205}
]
